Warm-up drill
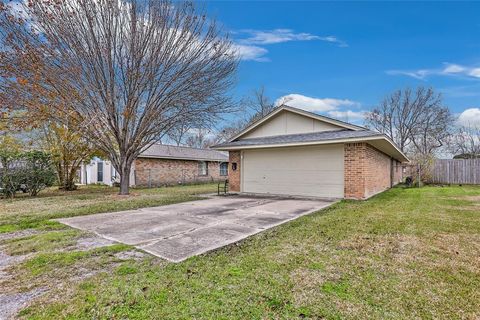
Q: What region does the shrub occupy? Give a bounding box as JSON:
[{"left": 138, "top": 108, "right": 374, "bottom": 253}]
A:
[
  {"left": 22, "top": 151, "right": 56, "bottom": 196},
  {"left": 0, "top": 151, "right": 56, "bottom": 198}
]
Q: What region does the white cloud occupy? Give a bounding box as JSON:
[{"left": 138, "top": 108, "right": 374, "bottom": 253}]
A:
[
  {"left": 327, "top": 110, "right": 366, "bottom": 121},
  {"left": 442, "top": 63, "right": 466, "bottom": 74},
  {"left": 275, "top": 94, "right": 359, "bottom": 112},
  {"left": 386, "top": 69, "right": 431, "bottom": 80},
  {"left": 387, "top": 62, "right": 480, "bottom": 80},
  {"left": 239, "top": 29, "right": 318, "bottom": 45},
  {"left": 469, "top": 68, "right": 480, "bottom": 78},
  {"left": 238, "top": 29, "right": 348, "bottom": 47},
  {"left": 232, "top": 44, "right": 269, "bottom": 62},
  {"left": 457, "top": 108, "right": 480, "bottom": 127},
  {"left": 316, "top": 36, "right": 349, "bottom": 48}
]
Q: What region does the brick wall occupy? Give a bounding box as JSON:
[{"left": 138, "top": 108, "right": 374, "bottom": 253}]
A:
[
  {"left": 344, "top": 143, "right": 399, "bottom": 200},
  {"left": 133, "top": 158, "right": 227, "bottom": 187},
  {"left": 344, "top": 143, "right": 367, "bottom": 199},
  {"left": 228, "top": 151, "right": 241, "bottom": 192},
  {"left": 364, "top": 144, "right": 391, "bottom": 198}
]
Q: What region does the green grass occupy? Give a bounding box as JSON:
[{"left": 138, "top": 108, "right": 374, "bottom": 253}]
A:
[{"left": 2, "top": 184, "right": 480, "bottom": 319}]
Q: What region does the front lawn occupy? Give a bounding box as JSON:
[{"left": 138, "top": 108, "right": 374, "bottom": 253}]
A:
[
  {"left": 0, "top": 183, "right": 215, "bottom": 233},
  {"left": 1, "top": 185, "right": 479, "bottom": 319}
]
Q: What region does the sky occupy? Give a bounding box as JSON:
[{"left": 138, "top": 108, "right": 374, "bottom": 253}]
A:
[{"left": 203, "top": 1, "right": 480, "bottom": 126}]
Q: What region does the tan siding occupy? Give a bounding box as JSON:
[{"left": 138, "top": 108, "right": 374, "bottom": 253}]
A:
[{"left": 242, "top": 110, "right": 343, "bottom": 139}]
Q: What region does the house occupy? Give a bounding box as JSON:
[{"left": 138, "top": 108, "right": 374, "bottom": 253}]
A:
[
  {"left": 80, "top": 145, "right": 228, "bottom": 187},
  {"left": 212, "top": 105, "right": 409, "bottom": 200}
]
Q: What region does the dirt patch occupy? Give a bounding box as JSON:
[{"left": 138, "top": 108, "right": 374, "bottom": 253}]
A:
[
  {"left": 463, "top": 195, "right": 480, "bottom": 202},
  {"left": 72, "top": 235, "right": 117, "bottom": 251},
  {"left": 114, "top": 250, "right": 148, "bottom": 261},
  {"left": 0, "top": 287, "right": 47, "bottom": 320},
  {"left": 0, "top": 229, "right": 42, "bottom": 242},
  {"left": 0, "top": 247, "right": 32, "bottom": 281}
]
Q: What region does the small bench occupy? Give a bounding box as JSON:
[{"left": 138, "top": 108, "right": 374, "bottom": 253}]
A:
[{"left": 217, "top": 179, "right": 229, "bottom": 195}]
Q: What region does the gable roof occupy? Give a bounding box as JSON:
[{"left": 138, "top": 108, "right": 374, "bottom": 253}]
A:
[
  {"left": 214, "top": 129, "right": 382, "bottom": 148},
  {"left": 212, "top": 105, "right": 409, "bottom": 163},
  {"left": 140, "top": 144, "right": 228, "bottom": 162},
  {"left": 229, "top": 105, "right": 366, "bottom": 141},
  {"left": 213, "top": 129, "right": 409, "bottom": 163}
]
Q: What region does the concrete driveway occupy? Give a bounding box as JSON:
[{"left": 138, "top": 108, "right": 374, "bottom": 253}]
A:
[{"left": 57, "top": 195, "right": 335, "bottom": 262}]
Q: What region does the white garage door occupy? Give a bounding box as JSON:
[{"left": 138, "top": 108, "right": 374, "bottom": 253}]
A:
[{"left": 242, "top": 144, "right": 344, "bottom": 198}]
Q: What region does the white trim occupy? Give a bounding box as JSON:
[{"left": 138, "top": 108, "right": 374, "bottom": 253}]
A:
[
  {"left": 216, "top": 136, "right": 409, "bottom": 163},
  {"left": 229, "top": 105, "right": 364, "bottom": 141}
]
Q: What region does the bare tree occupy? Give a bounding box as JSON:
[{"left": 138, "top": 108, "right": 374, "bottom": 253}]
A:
[
  {"left": 0, "top": 0, "right": 237, "bottom": 194},
  {"left": 214, "top": 86, "right": 279, "bottom": 143},
  {"left": 366, "top": 87, "right": 452, "bottom": 154},
  {"left": 245, "top": 86, "right": 277, "bottom": 123},
  {"left": 448, "top": 125, "right": 480, "bottom": 159},
  {"left": 184, "top": 128, "right": 215, "bottom": 149},
  {"left": 167, "top": 120, "right": 194, "bottom": 146},
  {"left": 411, "top": 102, "right": 453, "bottom": 156}
]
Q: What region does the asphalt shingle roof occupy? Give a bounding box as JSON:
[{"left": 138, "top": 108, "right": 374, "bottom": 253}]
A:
[
  {"left": 213, "top": 129, "right": 383, "bottom": 148},
  {"left": 140, "top": 144, "right": 228, "bottom": 162}
]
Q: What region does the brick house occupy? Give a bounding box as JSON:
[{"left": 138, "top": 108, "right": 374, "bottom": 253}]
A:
[
  {"left": 212, "top": 105, "right": 408, "bottom": 200},
  {"left": 80, "top": 145, "right": 228, "bottom": 187}
]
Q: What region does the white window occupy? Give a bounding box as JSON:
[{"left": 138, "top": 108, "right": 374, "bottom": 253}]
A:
[
  {"left": 198, "top": 161, "right": 208, "bottom": 176},
  {"left": 97, "top": 162, "right": 104, "bottom": 182},
  {"left": 220, "top": 162, "right": 228, "bottom": 176}
]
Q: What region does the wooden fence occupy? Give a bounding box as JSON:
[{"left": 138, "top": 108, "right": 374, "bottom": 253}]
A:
[{"left": 430, "top": 159, "right": 480, "bottom": 185}]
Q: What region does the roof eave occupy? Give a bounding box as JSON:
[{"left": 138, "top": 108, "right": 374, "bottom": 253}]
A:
[
  {"left": 212, "top": 135, "right": 409, "bottom": 163},
  {"left": 137, "top": 155, "right": 228, "bottom": 162}
]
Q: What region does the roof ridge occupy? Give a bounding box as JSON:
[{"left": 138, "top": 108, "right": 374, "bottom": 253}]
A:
[
  {"left": 282, "top": 105, "right": 368, "bottom": 130},
  {"left": 235, "top": 129, "right": 378, "bottom": 142}
]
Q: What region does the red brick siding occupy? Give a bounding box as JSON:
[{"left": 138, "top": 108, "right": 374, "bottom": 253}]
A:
[
  {"left": 134, "top": 158, "right": 226, "bottom": 187},
  {"left": 344, "top": 143, "right": 398, "bottom": 200},
  {"left": 344, "top": 143, "right": 367, "bottom": 199},
  {"left": 228, "top": 151, "right": 241, "bottom": 192},
  {"left": 364, "top": 144, "right": 391, "bottom": 198}
]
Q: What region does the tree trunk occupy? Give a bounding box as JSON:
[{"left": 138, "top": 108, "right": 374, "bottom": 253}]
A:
[{"left": 119, "top": 161, "right": 131, "bottom": 195}]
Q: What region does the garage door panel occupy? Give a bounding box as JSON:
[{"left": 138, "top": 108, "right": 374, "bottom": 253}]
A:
[{"left": 242, "top": 145, "right": 344, "bottom": 198}]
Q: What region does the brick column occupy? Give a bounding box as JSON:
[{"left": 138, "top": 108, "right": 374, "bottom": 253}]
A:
[
  {"left": 344, "top": 143, "right": 366, "bottom": 199},
  {"left": 228, "top": 151, "right": 241, "bottom": 192}
]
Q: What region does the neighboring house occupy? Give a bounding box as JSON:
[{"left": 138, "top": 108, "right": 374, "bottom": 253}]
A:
[
  {"left": 80, "top": 145, "right": 228, "bottom": 187},
  {"left": 212, "top": 105, "right": 409, "bottom": 200}
]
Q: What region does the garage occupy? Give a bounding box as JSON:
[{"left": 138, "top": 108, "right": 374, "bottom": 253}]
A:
[
  {"left": 212, "top": 105, "right": 409, "bottom": 200},
  {"left": 242, "top": 144, "right": 344, "bottom": 198}
]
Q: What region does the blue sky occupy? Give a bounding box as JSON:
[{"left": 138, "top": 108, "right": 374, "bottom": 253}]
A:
[{"left": 204, "top": 1, "right": 480, "bottom": 125}]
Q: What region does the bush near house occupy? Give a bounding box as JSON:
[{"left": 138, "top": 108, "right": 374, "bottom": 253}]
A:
[{"left": 0, "top": 150, "right": 56, "bottom": 198}]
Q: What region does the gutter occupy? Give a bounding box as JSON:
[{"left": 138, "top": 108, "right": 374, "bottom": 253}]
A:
[{"left": 212, "top": 135, "right": 409, "bottom": 163}]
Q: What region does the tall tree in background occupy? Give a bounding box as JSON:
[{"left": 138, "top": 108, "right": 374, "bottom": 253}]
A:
[
  {"left": 0, "top": 0, "right": 237, "bottom": 195},
  {"left": 215, "top": 86, "right": 280, "bottom": 143},
  {"left": 366, "top": 87, "right": 452, "bottom": 155},
  {"left": 245, "top": 86, "right": 277, "bottom": 123},
  {"left": 448, "top": 125, "right": 480, "bottom": 159},
  {"left": 184, "top": 128, "right": 215, "bottom": 149}
]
